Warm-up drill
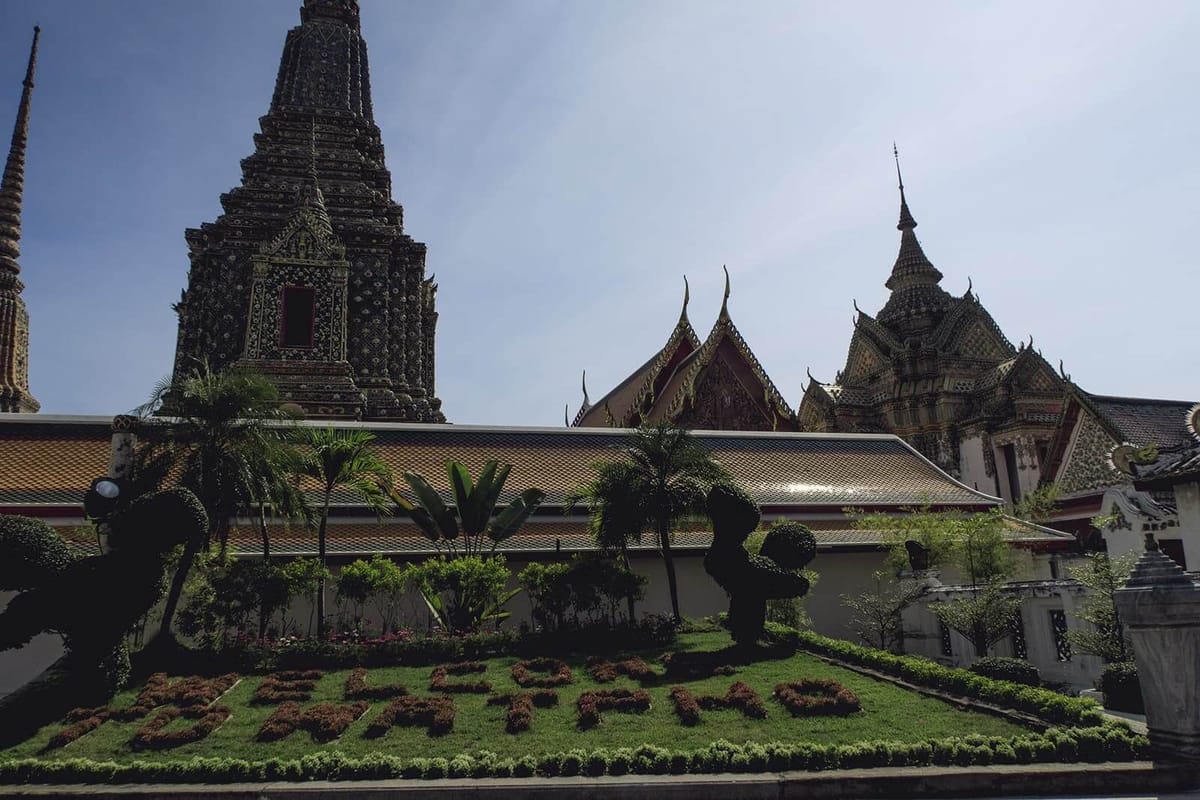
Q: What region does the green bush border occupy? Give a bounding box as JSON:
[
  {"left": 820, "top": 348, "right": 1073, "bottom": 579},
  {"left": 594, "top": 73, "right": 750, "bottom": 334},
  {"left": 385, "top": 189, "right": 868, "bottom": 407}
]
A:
[
  {"left": 769, "top": 624, "right": 1105, "bottom": 727},
  {"left": 0, "top": 725, "right": 1148, "bottom": 784}
]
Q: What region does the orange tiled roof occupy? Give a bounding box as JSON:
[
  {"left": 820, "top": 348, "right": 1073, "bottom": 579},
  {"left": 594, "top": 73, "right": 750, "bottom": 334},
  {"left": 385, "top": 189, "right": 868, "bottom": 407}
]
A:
[
  {"left": 0, "top": 418, "right": 111, "bottom": 504},
  {"left": 0, "top": 416, "right": 999, "bottom": 512}
]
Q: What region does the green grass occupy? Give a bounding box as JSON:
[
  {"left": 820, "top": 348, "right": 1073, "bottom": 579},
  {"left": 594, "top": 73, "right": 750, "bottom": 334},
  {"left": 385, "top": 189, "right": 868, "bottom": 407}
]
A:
[{"left": 1, "top": 633, "right": 1028, "bottom": 763}]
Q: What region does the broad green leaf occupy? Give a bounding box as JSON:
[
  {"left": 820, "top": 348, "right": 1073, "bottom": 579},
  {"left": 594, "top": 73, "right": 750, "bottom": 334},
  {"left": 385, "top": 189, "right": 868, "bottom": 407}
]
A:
[
  {"left": 392, "top": 490, "right": 443, "bottom": 542},
  {"left": 480, "top": 462, "right": 511, "bottom": 523},
  {"left": 487, "top": 488, "right": 546, "bottom": 543},
  {"left": 471, "top": 461, "right": 500, "bottom": 533},
  {"left": 403, "top": 471, "right": 459, "bottom": 539},
  {"left": 447, "top": 461, "right": 481, "bottom": 536}
]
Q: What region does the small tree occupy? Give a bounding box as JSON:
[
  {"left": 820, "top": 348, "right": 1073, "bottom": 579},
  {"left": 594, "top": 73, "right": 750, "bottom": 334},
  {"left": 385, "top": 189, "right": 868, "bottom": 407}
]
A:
[
  {"left": 931, "top": 582, "right": 1023, "bottom": 658},
  {"left": 1067, "top": 550, "right": 1138, "bottom": 663},
  {"left": 279, "top": 557, "right": 330, "bottom": 636},
  {"left": 335, "top": 558, "right": 378, "bottom": 630},
  {"left": 293, "top": 428, "right": 392, "bottom": 638},
  {"left": 572, "top": 424, "right": 727, "bottom": 623},
  {"left": 367, "top": 555, "right": 409, "bottom": 635},
  {"left": 841, "top": 571, "right": 927, "bottom": 652}
]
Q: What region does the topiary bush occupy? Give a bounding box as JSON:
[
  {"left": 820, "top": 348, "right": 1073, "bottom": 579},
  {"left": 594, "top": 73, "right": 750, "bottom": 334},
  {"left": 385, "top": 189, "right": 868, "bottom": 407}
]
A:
[
  {"left": 0, "top": 515, "right": 77, "bottom": 591},
  {"left": 969, "top": 656, "right": 1041, "bottom": 687},
  {"left": 1100, "top": 662, "right": 1143, "bottom": 714},
  {"left": 703, "top": 484, "right": 815, "bottom": 645}
]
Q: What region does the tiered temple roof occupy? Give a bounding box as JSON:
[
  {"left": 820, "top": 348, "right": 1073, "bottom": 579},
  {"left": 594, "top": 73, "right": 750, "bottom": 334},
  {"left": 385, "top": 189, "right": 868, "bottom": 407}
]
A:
[
  {"left": 573, "top": 272, "right": 795, "bottom": 431},
  {"left": 797, "top": 153, "right": 1064, "bottom": 477}
]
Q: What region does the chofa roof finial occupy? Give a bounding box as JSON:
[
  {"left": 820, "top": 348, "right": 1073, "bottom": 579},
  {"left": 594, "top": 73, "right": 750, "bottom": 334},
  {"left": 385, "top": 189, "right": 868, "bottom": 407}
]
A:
[
  {"left": 581, "top": 369, "right": 590, "bottom": 408},
  {"left": 680, "top": 275, "right": 690, "bottom": 322},
  {"left": 720, "top": 264, "right": 731, "bottom": 318}
]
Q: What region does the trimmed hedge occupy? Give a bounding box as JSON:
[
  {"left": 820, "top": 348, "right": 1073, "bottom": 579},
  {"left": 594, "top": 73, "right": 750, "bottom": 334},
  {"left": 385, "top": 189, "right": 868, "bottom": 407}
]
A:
[
  {"left": 969, "top": 657, "right": 1041, "bottom": 687},
  {"left": 770, "top": 624, "right": 1105, "bottom": 727},
  {"left": 0, "top": 725, "right": 1148, "bottom": 784},
  {"left": 1100, "top": 663, "right": 1143, "bottom": 714}
]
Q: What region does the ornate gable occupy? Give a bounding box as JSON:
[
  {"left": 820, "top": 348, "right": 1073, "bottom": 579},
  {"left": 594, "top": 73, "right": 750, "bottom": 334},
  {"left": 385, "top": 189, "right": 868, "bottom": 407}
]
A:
[
  {"left": 645, "top": 272, "right": 795, "bottom": 431},
  {"left": 676, "top": 353, "right": 776, "bottom": 431},
  {"left": 935, "top": 301, "right": 1015, "bottom": 364},
  {"left": 1055, "top": 406, "right": 1125, "bottom": 494},
  {"left": 1007, "top": 349, "right": 1061, "bottom": 395},
  {"left": 258, "top": 207, "right": 346, "bottom": 265},
  {"left": 840, "top": 328, "right": 889, "bottom": 385}
]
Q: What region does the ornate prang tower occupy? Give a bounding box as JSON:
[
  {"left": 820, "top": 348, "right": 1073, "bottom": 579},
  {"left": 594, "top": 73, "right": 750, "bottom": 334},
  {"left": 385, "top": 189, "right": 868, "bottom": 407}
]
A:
[
  {"left": 0, "top": 27, "right": 41, "bottom": 414},
  {"left": 173, "top": 0, "right": 444, "bottom": 421}
]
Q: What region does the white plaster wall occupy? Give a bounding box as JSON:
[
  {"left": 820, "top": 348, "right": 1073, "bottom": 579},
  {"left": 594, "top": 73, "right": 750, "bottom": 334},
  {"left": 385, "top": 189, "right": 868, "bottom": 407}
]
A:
[
  {"left": 1174, "top": 482, "right": 1200, "bottom": 570},
  {"left": 958, "top": 435, "right": 995, "bottom": 495}
]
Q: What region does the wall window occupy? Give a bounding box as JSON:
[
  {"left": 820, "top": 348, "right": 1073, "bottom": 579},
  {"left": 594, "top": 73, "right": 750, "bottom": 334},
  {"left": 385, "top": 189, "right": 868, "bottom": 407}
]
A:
[
  {"left": 1049, "top": 609, "right": 1072, "bottom": 662},
  {"left": 281, "top": 286, "right": 316, "bottom": 348},
  {"left": 1159, "top": 539, "right": 1187, "bottom": 570},
  {"left": 1012, "top": 614, "right": 1028, "bottom": 660},
  {"left": 1002, "top": 444, "right": 1022, "bottom": 503}
]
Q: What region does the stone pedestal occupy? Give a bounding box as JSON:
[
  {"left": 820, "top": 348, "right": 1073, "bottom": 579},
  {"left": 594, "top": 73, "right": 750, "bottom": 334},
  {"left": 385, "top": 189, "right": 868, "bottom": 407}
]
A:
[{"left": 1115, "top": 537, "right": 1200, "bottom": 761}]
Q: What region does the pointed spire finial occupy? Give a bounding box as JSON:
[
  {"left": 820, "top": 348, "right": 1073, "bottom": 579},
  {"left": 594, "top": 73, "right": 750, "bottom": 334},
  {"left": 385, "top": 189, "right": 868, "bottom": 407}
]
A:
[
  {"left": 853, "top": 298, "right": 861, "bottom": 315},
  {"left": 581, "top": 369, "right": 590, "bottom": 408},
  {"left": 679, "top": 275, "right": 690, "bottom": 322},
  {"left": 893, "top": 141, "right": 904, "bottom": 193},
  {"left": 893, "top": 143, "right": 917, "bottom": 231},
  {"left": 0, "top": 26, "right": 41, "bottom": 276},
  {"left": 720, "top": 265, "right": 731, "bottom": 318},
  {"left": 564, "top": 403, "right": 569, "bottom": 427},
  {"left": 966, "top": 276, "right": 973, "bottom": 296},
  {"left": 806, "top": 366, "right": 816, "bottom": 383}
]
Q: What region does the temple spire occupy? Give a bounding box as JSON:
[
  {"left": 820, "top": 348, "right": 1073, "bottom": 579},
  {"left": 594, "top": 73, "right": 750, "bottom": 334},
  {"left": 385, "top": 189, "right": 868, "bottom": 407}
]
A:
[
  {"left": 295, "top": 119, "right": 332, "bottom": 234},
  {"left": 0, "top": 26, "right": 41, "bottom": 413},
  {"left": 894, "top": 143, "right": 917, "bottom": 231},
  {"left": 877, "top": 146, "right": 952, "bottom": 331},
  {"left": 0, "top": 26, "right": 39, "bottom": 278}
]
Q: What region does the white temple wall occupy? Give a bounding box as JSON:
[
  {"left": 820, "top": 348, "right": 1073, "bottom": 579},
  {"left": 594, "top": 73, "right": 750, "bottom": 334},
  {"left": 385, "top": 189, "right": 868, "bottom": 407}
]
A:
[
  {"left": 958, "top": 434, "right": 995, "bottom": 495},
  {"left": 1174, "top": 482, "right": 1200, "bottom": 570}
]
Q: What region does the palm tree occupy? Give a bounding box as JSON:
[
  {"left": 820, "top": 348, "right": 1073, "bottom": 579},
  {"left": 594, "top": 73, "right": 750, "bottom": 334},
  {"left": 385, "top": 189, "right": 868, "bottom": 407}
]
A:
[
  {"left": 134, "top": 363, "right": 297, "bottom": 642},
  {"left": 574, "top": 423, "right": 727, "bottom": 623},
  {"left": 293, "top": 427, "right": 392, "bottom": 638},
  {"left": 568, "top": 460, "right": 647, "bottom": 622}
]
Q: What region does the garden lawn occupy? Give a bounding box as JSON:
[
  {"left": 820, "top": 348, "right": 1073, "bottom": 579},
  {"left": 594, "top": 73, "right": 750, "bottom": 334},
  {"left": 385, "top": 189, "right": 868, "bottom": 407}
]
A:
[{"left": 1, "top": 632, "right": 1029, "bottom": 764}]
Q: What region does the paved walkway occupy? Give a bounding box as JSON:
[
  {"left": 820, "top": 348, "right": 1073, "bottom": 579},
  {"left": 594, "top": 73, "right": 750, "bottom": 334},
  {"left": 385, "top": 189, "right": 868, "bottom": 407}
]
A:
[{"left": 5, "top": 761, "right": 1198, "bottom": 800}]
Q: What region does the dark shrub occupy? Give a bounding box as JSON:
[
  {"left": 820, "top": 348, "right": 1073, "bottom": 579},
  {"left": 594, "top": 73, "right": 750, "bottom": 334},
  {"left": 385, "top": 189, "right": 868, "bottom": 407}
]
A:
[
  {"left": 1100, "top": 662, "right": 1143, "bottom": 714},
  {"left": 969, "top": 656, "right": 1040, "bottom": 687}
]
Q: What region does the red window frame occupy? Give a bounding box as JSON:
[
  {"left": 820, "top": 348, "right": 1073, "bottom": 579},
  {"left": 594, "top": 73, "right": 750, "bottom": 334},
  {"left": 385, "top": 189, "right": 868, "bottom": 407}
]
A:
[{"left": 280, "top": 285, "right": 316, "bottom": 349}]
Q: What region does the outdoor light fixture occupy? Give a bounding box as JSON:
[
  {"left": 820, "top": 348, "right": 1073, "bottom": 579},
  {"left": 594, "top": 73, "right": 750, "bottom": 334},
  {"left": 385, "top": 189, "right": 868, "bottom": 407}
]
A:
[{"left": 83, "top": 476, "right": 122, "bottom": 521}]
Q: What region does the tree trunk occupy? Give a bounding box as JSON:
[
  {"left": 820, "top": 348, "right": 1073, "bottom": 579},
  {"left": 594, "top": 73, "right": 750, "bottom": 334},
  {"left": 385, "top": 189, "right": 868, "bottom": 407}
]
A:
[
  {"left": 258, "top": 504, "right": 270, "bottom": 642},
  {"left": 620, "top": 544, "right": 636, "bottom": 623},
  {"left": 316, "top": 490, "right": 331, "bottom": 639},
  {"left": 658, "top": 516, "right": 681, "bottom": 623}
]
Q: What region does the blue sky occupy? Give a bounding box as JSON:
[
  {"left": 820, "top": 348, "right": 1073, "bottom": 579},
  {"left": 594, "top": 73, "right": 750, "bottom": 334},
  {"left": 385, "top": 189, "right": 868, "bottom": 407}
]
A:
[{"left": 1, "top": 0, "right": 1198, "bottom": 424}]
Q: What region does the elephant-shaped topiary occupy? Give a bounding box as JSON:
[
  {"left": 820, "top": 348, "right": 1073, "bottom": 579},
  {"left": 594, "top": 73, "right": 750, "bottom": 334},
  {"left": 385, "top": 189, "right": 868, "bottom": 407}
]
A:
[
  {"left": 703, "top": 483, "right": 816, "bottom": 645},
  {"left": 0, "top": 488, "right": 207, "bottom": 748}
]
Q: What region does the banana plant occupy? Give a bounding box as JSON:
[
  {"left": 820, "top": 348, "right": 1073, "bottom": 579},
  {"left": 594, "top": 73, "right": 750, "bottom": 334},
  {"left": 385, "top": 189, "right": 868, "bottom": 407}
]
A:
[{"left": 391, "top": 460, "right": 546, "bottom": 557}]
